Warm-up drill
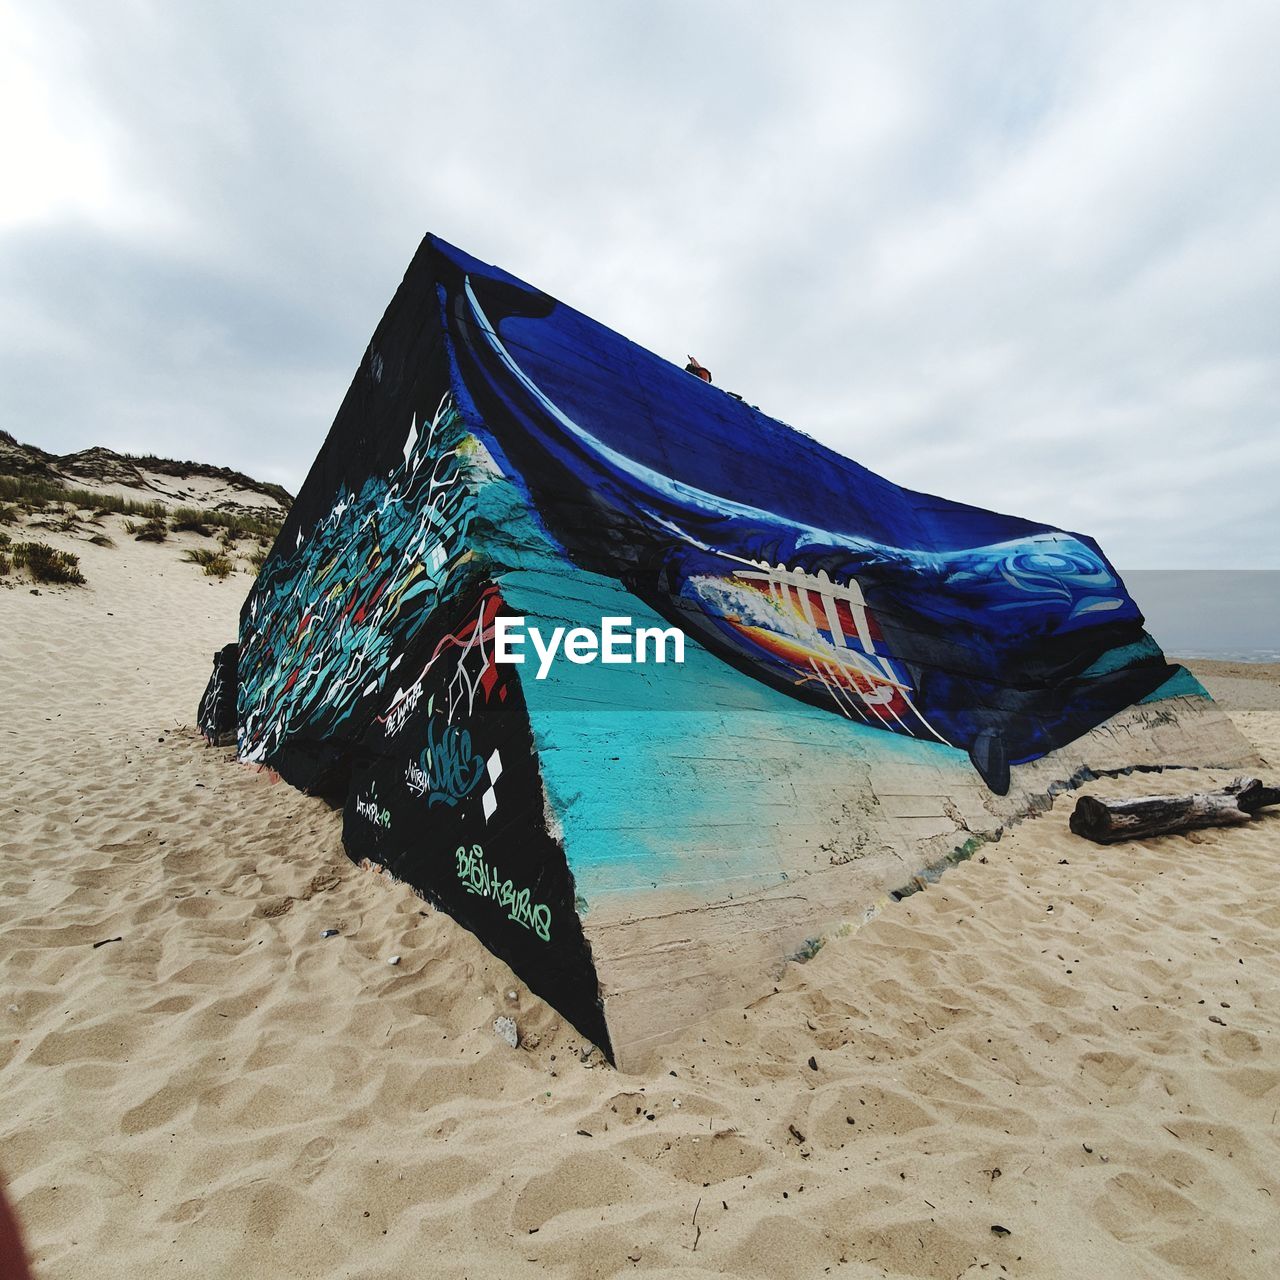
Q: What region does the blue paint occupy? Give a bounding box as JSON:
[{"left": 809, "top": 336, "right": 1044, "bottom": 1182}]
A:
[{"left": 435, "top": 236, "right": 1181, "bottom": 792}]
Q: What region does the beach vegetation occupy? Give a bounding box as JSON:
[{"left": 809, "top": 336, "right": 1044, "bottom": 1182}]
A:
[
  {"left": 170, "top": 511, "right": 213, "bottom": 536},
  {"left": 183, "top": 548, "right": 234, "bottom": 578},
  {"left": 11, "top": 540, "right": 87, "bottom": 585},
  {"left": 127, "top": 517, "right": 169, "bottom": 542},
  {"left": 0, "top": 475, "right": 284, "bottom": 542},
  {"left": 119, "top": 452, "right": 293, "bottom": 510},
  {"left": 0, "top": 474, "right": 165, "bottom": 519},
  {"left": 170, "top": 505, "right": 283, "bottom": 539},
  {"left": 32, "top": 513, "right": 83, "bottom": 533}
]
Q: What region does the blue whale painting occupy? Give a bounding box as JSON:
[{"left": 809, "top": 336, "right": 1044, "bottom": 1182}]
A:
[{"left": 433, "top": 240, "right": 1175, "bottom": 794}]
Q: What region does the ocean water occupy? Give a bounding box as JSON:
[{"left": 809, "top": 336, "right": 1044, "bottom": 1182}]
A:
[{"left": 1121, "top": 571, "right": 1280, "bottom": 663}]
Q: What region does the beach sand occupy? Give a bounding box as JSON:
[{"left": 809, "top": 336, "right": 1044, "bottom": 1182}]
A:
[{"left": 2, "top": 524, "right": 1277, "bottom": 1278}]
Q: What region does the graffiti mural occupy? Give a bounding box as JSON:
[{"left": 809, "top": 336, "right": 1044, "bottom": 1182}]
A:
[
  {"left": 237, "top": 392, "right": 476, "bottom": 771},
  {"left": 202, "top": 233, "right": 1216, "bottom": 1061},
  {"left": 197, "top": 642, "right": 238, "bottom": 745},
  {"left": 339, "top": 577, "right": 609, "bottom": 1051},
  {"left": 434, "top": 254, "right": 1181, "bottom": 795},
  {"left": 224, "top": 302, "right": 613, "bottom": 1052}
]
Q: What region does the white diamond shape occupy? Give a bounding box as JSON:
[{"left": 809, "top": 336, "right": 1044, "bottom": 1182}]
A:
[
  {"left": 482, "top": 787, "right": 497, "bottom": 821},
  {"left": 487, "top": 749, "right": 503, "bottom": 783}
]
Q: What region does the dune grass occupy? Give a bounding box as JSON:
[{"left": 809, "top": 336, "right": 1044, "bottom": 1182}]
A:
[
  {"left": 170, "top": 512, "right": 213, "bottom": 536},
  {"left": 30, "top": 512, "right": 83, "bottom": 533},
  {"left": 183, "top": 548, "right": 234, "bottom": 578},
  {"left": 119, "top": 452, "right": 293, "bottom": 510},
  {"left": 0, "top": 476, "right": 284, "bottom": 539},
  {"left": 10, "top": 540, "right": 86, "bottom": 585},
  {"left": 125, "top": 517, "right": 169, "bottom": 542},
  {"left": 169, "top": 505, "right": 281, "bottom": 539},
  {"left": 0, "top": 473, "right": 166, "bottom": 519},
  {"left": 1, "top": 478, "right": 260, "bottom": 582}
]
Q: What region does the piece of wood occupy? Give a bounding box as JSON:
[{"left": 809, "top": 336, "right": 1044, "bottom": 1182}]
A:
[{"left": 1070, "top": 776, "right": 1280, "bottom": 844}]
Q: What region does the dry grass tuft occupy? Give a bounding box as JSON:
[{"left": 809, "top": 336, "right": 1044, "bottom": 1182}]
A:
[
  {"left": 10, "top": 540, "right": 87, "bottom": 585},
  {"left": 183, "top": 548, "right": 234, "bottom": 578},
  {"left": 126, "top": 517, "right": 169, "bottom": 543}
]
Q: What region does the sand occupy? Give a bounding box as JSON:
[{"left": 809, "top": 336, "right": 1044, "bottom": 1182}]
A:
[{"left": 2, "top": 522, "right": 1277, "bottom": 1279}]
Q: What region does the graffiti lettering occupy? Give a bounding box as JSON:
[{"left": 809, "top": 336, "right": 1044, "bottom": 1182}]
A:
[
  {"left": 454, "top": 844, "right": 552, "bottom": 941},
  {"left": 354, "top": 785, "right": 392, "bottom": 829},
  {"left": 385, "top": 678, "right": 424, "bottom": 737},
  {"left": 405, "top": 717, "right": 485, "bottom": 807}
]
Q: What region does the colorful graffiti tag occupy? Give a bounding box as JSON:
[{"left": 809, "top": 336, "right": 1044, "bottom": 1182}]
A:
[
  {"left": 237, "top": 392, "right": 475, "bottom": 768},
  {"left": 455, "top": 843, "right": 553, "bottom": 942},
  {"left": 405, "top": 715, "right": 485, "bottom": 807}
]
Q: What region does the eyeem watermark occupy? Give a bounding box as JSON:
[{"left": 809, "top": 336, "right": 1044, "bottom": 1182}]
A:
[{"left": 494, "top": 615, "right": 685, "bottom": 679}]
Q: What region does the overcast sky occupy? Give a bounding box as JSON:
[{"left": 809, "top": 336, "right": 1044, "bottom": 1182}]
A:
[{"left": 2, "top": 1, "right": 1277, "bottom": 568}]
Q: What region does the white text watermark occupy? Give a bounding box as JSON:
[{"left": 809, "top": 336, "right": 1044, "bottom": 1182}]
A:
[{"left": 494, "top": 616, "right": 685, "bottom": 679}]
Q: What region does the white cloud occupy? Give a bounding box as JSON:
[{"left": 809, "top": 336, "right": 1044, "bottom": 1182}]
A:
[{"left": 1, "top": 0, "right": 1277, "bottom": 567}]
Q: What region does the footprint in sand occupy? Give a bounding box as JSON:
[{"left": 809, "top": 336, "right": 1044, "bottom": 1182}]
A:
[
  {"left": 294, "top": 1135, "right": 336, "bottom": 1182},
  {"left": 511, "top": 1150, "right": 637, "bottom": 1233},
  {"left": 1217, "top": 1027, "right": 1262, "bottom": 1060},
  {"left": 163, "top": 1197, "right": 206, "bottom": 1225},
  {"left": 621, "top": 1129, "right": 767, "bottom": 1185},
  {"left": 305, "top": 872, "right": 341, "bottom": 896}
]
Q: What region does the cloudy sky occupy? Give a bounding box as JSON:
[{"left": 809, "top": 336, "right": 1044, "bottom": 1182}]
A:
[{"left": 3, "top": 1, "right": 1277, "bottom": 567}]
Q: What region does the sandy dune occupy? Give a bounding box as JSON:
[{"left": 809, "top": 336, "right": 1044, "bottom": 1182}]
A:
[{"left": 2, "top": 525, "right": 1277, "bottom": 1279}]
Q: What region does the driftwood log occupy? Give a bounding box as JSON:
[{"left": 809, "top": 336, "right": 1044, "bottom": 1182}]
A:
[{"left": 1070, "top": 776, "right": 1280, "bottom": 844}]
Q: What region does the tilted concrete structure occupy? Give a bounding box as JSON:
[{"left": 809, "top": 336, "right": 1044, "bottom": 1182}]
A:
[{"left": 201, "top": 236, "right": 1258, "bottom": 1066}]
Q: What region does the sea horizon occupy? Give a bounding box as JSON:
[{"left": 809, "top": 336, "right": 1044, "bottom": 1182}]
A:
[{"left": 1121, "top": 569, "right": 1280, "bottom": 663}]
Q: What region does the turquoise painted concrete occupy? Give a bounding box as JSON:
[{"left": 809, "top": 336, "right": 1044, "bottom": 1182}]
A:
[
  {"left": 461, "top": 441, "right": 968, "bottom": 905},
  {"left": 1141, "top": 666, "right": 1212, "bottom": 703}
]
